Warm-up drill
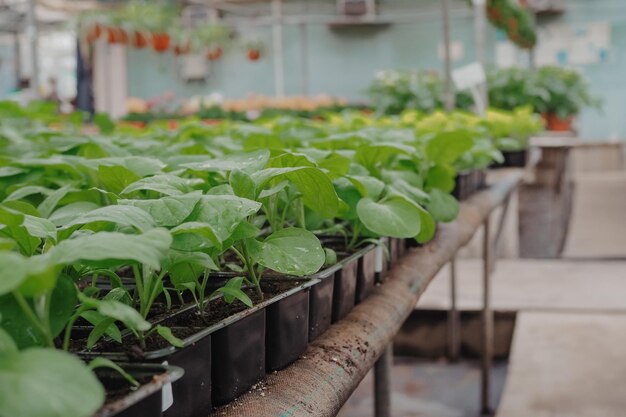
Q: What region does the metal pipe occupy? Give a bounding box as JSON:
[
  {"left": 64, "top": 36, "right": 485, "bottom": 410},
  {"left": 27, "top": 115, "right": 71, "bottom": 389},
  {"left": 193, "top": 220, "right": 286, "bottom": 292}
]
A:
[
  {"left": 374, "top": 345, "right": 392, "bottom": 417},
  {"left": 472, "top": 0, "right": 489, "bottom": 110},
  {"left": 25, "top": 0, "right": 40, "bottom": 97},
  {"left": 447, "top": 257, "right": 461, "bottom": 361},
  {"left": 481, "top": 218, "right": 494, "bottom": 416},
  {"left": 299, "top": 22, "right": 309, "bottom": 96},
  {"left": 272, "top": 0, "right": 285, "bottom": 97},
  {"left": 441, "top": 0, "right": 455, "bottom": 111}
]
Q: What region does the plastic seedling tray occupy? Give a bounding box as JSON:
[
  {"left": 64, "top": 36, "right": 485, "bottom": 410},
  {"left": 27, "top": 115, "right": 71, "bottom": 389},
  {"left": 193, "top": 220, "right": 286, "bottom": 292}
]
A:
[{"left": 93, "top": 363, "right": 184, "bottom": 417}]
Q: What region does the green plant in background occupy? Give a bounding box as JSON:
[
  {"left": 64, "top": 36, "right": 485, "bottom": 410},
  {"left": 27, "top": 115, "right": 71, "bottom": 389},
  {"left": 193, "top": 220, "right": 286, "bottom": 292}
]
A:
[
  {"left": 367, "top": 70, "right": 474, "bottom": 115},
  {"left": 485, "top": 107, "right": 543, "bottom": 150},
  {"left": 533, "top": 66, "right": 601, "bottom": 119},
  {"left": 488, "top": 66, "right": 600, "bottom": 119}
]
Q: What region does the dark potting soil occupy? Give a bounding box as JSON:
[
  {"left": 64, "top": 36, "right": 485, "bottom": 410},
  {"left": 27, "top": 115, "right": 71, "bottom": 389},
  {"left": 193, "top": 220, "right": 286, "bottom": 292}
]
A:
[{"left": 75, "top": 280, "right": 304, "bottom": 357}]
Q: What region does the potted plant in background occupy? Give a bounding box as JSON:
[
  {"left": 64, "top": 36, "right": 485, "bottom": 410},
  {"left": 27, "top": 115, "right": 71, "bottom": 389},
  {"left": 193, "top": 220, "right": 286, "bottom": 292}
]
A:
[{"left": 533, "top": 66, "right": 601, "bottom": 131}]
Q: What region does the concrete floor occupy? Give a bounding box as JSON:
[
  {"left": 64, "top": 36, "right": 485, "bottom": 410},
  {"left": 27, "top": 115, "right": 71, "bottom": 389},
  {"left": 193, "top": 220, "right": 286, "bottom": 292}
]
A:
[
  {"left": 338, "top": 360, "right": 508, "bottom": 417},
  {"left": 564, "top": 172, "right": 626, "bottom": 258},
  {"left": 497, "top": 312, "right": 626, "bottom": 417},
  {"left": 341, "top": 170, "right": 626, "bottom": 417}
]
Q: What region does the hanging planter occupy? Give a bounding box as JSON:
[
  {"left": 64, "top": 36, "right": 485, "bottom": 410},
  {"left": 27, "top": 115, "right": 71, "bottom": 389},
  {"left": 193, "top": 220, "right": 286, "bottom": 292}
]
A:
[
  {"left": 106, "top": 26, "right": 128, "bottom": 45},
  {"left": 207, "top": 46, "right": 223, "bottom": 61},
  {"left": 151, "top": 32, "right": 171, "bottom": 53},
  {"left": 485, "top": 0, "right": 536, "bottom": 49},
  {"left": 174, "top": 43, "right": 191, "bottom": 56},
  {"left": 132, "top": 31, "right": 149, "bottom": 49},
  {"left": 247, "top": 49, "right": 261, "bottom": 61},
  {"left": 86, "top": 24, "right": 103, "bottom": 44}
]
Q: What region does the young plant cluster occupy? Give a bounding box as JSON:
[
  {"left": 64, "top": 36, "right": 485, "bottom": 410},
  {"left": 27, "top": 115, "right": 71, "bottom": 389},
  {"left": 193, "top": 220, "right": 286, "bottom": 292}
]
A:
[{"left": 1, "top": 101, "right": 504, "bottom": 416}]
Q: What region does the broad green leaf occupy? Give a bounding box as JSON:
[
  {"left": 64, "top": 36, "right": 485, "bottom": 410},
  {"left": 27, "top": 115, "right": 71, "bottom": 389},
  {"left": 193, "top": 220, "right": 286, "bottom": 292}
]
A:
[
  {"left": 87, "top": 317, "right": 117, "bottom": 349},
  {"left": 119, "top": 194, "right": 201, "bottom": 227},
  {"left": 61, "top": 205, "right": 155, "bottom": 232},
  {"left": 48, "top": 229, "right": 172, "bottom": 271},
  {"left": 80, "top": 311, "right": 122, "bottom": 343},
  {"left": 121, "top": 174, "right": 203, "bottom": 196},
  {"left": 427, "top": 189, "right": 459, "bottom": 223},
  {"left": 4, "top": 186, "right": 52, "bottom": 202},
  {"left": 156, "top": 325, "right": 184, "bottom": 348},
  {"left": 22, "top": 215, "right": 57, "bottom": 241},
  {"left": 425, "top": 164, "right": 456, "bottom": 193},
  {"left": 0, "top": 167, "right": 26, "bottom": 178},
  {"left": 170, "top": 222, "right": 221, "bottom": 250},
  {"left": 48, "top": 274, "right": 77, "bottom": 338},
  {"left": 357, "top": 196, "right": 422, "bottom": 238},
  {"left": 252, "top": 167, "right": 339, "bottom": 218},
  {"left": 17, "top": 255, "right": 59, "bottom": 297},
  {"left": 425, "top": 131, "right": 474, "bottom": 165},
  {"left": 247, "top": 227, "right": 325, "bottom": 276},
  {"left": 0, "top": 328, "right": 16, "bottom": 355},
  {"left": 347, "top": 175, "right": 385, "bottom": 200},
  {"left": 163, "top": 250, "right": 218, "bottom": 288},
  {"left": 97, "top": 165, "right": 140, "bottom": 195},
  {"left": 354, "top": 143, "right": 412, "bottom": 173},
  {"left": 37, "top": 185, "right": 73, "bottom": 219},
  {"left": 49, "top": 202, "right": 100, "bottom": 227},
  {"left": 182, "top": 149, "right": 270, "bottom": 174},
  {"left": 416, "top": 208, "right": 437, "bottom": 244},
  {"left": 0, "top": 252, "right": 27, "bottom": 295},
  {"left": 189, "top": 195, "right": 261, "bottom": 242},
  {"left": 229, "top": 169, "right": 256, "bottom": 200},
  {"left": 96, "top": 299, "right": 151, "bottom": 332},
  {"left": 0, "top": 348, "right": 105, "bottom": 417}
]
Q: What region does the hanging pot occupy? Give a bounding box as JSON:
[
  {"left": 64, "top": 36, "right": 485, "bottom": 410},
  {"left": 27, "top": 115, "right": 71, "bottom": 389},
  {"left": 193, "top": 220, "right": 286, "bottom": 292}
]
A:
[
  {"left": 86, "top": 24, "right": 102, "bottom": 44},
  {"left": 106, "top": 27, "right": 128, "bottom": 45},
  {"left": 207, "top": 47, "right": 223, "bottom": 61},
  {"left": 174, "top": 43, "right": 191, "bottom": 56},
  {"left": 247, "top": 49, "right": 261, "bottom": 61},
  {"left": 132, "top": 31, "right": 148, "bottom": 49},
  {"left": 151, "top": 32, "right": 171, "bottom": 53}
]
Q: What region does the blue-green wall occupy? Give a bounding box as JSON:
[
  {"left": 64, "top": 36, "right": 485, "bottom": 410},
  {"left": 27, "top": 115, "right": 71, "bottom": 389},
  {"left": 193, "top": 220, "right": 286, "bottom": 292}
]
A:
[{"left": 126, "top": 0, "right": 626, "bottom": 140}]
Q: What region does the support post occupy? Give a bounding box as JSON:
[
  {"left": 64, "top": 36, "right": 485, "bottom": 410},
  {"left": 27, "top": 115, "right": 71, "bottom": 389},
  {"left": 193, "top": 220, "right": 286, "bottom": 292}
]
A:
[
  {"left": 472, "top": 0, "right": 489, "bottom": 111},
  {"left": 441, "top": 0, "right": 455, "bottom": 111},
  {"left": 448, "top": 257, "right": 461, "bottom": 361},
  {"left": 25, "top": 0, "right": 40, "bottom": 97},
  {"left": 481, "top": 218, "right": 494, "bottom": 416},
  {"left": 272, "top": 0, "right": 285, "bottom": 97},
  {"left": 374, "top": 344, "right": 392, "bottom": 417}
]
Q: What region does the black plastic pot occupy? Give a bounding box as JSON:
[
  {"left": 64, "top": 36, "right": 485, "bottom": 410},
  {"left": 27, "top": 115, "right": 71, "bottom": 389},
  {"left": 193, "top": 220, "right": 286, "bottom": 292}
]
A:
[
  {"left": 81, "top": 322, "right": 212, "bottom": 417},
  {"left": 332, "top": 256, "right": 358, "bottom": 322},
  {"left": 491, "top": 149, "right": 528, "bottom": 168},
  {"left": 453, "top": 169, "right": 487, "bottom": 200},
  {"left": 266, "top": 287, "right": 310, "bottom": 371},
  {"left": 94, "top": 363, "right": 184, "bottom": 417},
  {"left": 356, "top": 246, "right": 377, "bottom": 303},
  {"left": 309, "top": 274, "right": 334, "bottom": 341},
  {"left": 309, "top": 246, "right": 374, "bottom": 339},
  {"left": 211, "top": 308, "right": 266, "bottom": 405}
]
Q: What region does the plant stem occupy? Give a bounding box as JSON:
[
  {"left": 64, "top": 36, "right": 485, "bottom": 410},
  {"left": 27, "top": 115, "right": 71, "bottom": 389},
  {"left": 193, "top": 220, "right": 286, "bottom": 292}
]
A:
[
  {"left": 348, "top": 222, "right": 361, "bottom": 250},
  {"left": 239, "top": 242, "right": 263, "bottom": 299}
]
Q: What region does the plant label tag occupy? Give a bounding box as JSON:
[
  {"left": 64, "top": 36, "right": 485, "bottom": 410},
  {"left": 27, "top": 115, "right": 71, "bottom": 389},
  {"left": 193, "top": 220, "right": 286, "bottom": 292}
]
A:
[
  {"left": 375, "top": 238, "right": 387, "bottom": 273},
  {"left": 161, "top": 361, "right": 174, "bottom": 411}
]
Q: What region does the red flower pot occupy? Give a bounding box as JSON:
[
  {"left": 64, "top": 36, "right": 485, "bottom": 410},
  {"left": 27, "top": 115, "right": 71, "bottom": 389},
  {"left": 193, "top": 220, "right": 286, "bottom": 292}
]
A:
[
  {"left": 86, "top": 24, "right": 102, "bottom": 43},
  {"left": 545, "top": 113, "right": 574, "bottom": 131},
  {"left": 151, "top": 32, "right": 171, "bottom": 53},
  {"left": 207, "top": 47, "right": 223, "bottom": 61},
  {"left": 132, "top": 31, "right": 148, "bottom": 48},
  {"left": 174, "top": 43, "right": 191, "bottom": 56},
  {"left": 247, "top": 49, "right": 261, "bottom": 61},
  {"left": 106, "top": 26, "right": 128, "bottom": 45}
]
